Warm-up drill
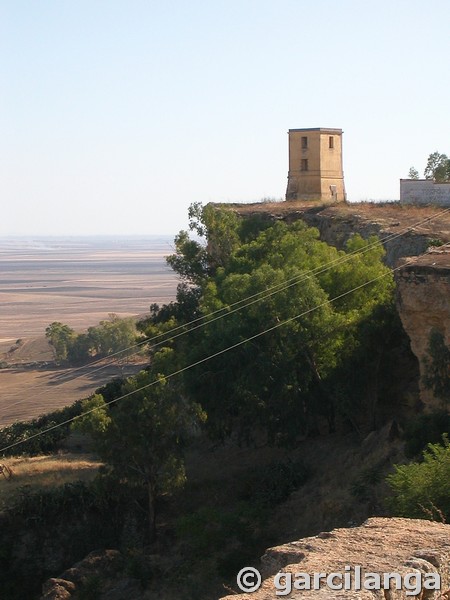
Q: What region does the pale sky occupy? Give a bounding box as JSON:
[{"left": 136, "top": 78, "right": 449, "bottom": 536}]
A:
[{"left": 1, "top": 1, "right": 449, "bottom": 235}]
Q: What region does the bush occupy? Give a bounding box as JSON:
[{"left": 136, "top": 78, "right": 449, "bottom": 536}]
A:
[
  {"left": 0, "top": 400, "right": 84, "bottom": 456},
  {"left": 386, "top": 435, "right": 450, "bottom": 521},
  {"left": 351, "top": 463, "right": 384, "bottom": 502},
  {"left": 176, "top": 501, "right": 268, "bottom": 577}
]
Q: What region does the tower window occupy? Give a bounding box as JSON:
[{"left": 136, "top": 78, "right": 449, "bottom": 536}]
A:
[
  {"left": 301, "top": 136, "right": 308, "bottom": 149},
  {"left": 329, "top": 136, "right": 334, "bottom": 149},
  {"left": 301, "top": 159, "right": 308, "bottom": 171}
]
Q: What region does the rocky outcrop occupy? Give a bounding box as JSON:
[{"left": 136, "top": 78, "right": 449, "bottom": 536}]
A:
[
  {"left": 40, "top": 550, "right": 144, "bottom": 600},
  {"left": 300, "top": 209, "right": 431, "bottom": 267},
  {"left": 227, "top": 201, "right": 450, "bottom": 266},
  {"left": 220, "top": 517, "right": 450, "bottom": 599},
  {"left": 395, "top": 248, "right": 450, "bottom": 408}
]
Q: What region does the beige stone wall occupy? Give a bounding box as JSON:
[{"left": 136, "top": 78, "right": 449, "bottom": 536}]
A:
[
  {"left": 395, "top": 249, "right": 450, "bottom": 409},
  {"left": 286, "top": 128, "right": 345, "bottom": 202},
  {"left": 287, "top": 130, "right": 322, "bottom": 197}
]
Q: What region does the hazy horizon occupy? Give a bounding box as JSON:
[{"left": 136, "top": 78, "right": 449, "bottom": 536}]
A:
[{"left": 0, "top": 235, "right": 178, "bottom": 341}]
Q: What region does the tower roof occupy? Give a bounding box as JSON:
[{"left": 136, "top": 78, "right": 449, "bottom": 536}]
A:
[{"left": 288, "top": 128, "right": 343, "bottom": 134}]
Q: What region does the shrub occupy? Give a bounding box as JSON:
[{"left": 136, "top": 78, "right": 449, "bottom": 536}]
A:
[
  {"left": 351, "top": 463, "right": 384, "bottom": 502},
  {"left": 386, "top": 435, "right": 450, "bottom": 521},
  {"left": 0, "top": 400, "right": 84, "bottom": 456}
]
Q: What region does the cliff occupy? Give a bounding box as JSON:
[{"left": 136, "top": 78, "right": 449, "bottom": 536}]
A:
[
  {"left": 220, "top": 517, "right": 450, "bottom": 599},
  {"left": 395, "top": 248, "right": 450, "bottom": 408}
]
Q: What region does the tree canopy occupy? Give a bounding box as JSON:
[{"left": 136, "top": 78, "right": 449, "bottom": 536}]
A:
[
  {"left": 74, "top": 203, "right": 406, "bottom": 545},
  {"left": 156, "top": 207, "right": 395, "bottom": 444},
  {"left": 74, "top": 350, "right": 206, "bottom": 541},
  {"left": 424, "top": 151, "right": 450, "bottom": 182},
  {"left": 45, "top": 314, "right": 138, "bottom": 365}
]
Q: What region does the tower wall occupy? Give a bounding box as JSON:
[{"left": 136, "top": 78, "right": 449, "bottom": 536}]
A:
[{"left": 286, "top": 128, "right": 345, "bottom": 202}]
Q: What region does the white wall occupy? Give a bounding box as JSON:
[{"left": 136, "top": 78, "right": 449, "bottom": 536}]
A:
[{"left": 400, "top": 179, "right": 450, "bottom": 206}]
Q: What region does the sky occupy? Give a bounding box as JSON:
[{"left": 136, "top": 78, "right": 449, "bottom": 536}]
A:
[{"left": 1, "top": 0, "right": 449, "bottom": 236}]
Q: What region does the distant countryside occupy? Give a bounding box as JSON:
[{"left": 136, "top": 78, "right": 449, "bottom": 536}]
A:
[{"left": 0, "top": 236, "right": 178, "bottom": 425}]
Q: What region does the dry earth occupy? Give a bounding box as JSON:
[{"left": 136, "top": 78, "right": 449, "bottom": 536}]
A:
[
  {"left": 0, "top": 236, "right": 177, "bottom": 340},
  {"left": 0, "top": 236, "right": 178, "bottom": 426},
  {"left": 0, "top": 362, "right": 147, "bottom": 427}
]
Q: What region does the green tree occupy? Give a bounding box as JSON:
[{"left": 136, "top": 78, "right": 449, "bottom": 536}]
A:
[
  {"left": 87, "top": 314, "right": 137, "bottom": 359},
  {"left": 74, "top": 353, "right": 206, "bottom": 541},
  {"left": 408, "top": 166, "right": 419, "bottom": 179},
  {"left": 166, "top": 202, "right": 241, "bottom": 285},
  {"left": 183, "top": 222, "right": 394, "bottom": 443},
  {"left": 387, "top": 435, "right": 450, "bottom": 521},
  {"left": 424, "top": 151, "right": 450, "bottom": 182},
  {"left": 67, "top": 332, "right": 92, "bottom": 364},
  {"left": 46, "top": 315, "right": 138, "bottom": 366},
  {"left": 45, "top": 321, "right": 75, "bottom": 362}
]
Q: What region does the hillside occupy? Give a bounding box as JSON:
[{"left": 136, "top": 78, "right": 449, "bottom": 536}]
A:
[{"left": 1, "top": 201, "right": 449, "bottom": 600}]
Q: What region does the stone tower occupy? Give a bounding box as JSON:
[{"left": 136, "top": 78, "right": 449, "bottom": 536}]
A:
[{"left": 285, "top": 128, "right": 346, "bottom": 202}]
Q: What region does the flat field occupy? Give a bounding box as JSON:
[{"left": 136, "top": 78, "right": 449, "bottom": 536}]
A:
[{"left": 0, "top": 236, "right": 178, "bottom": 426}]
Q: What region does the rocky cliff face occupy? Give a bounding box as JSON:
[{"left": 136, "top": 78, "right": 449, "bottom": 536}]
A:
[
  {"left": 299, "top": 209, "right": 430, "bottom": 267},
  {"left": 220, "top": 517, "right": 450, "bottom": 599},
  {"left": 227, "top": 201, "right": 450, "bottom": 266},
  {"left": 395, "top": 248, "right": 450, "bottom": 408}
]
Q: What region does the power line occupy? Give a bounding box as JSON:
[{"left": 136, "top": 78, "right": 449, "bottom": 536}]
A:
[
  {"left": 1, "top": 206, "right": 449, "bottom": 414},
  {"left": 2, "top": 245, "right": 446, "bottom": 456}
]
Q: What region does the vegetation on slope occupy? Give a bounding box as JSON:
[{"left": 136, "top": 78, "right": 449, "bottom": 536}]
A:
[{"left": 0, "top": 203, "right": 447, "bottom": 599}]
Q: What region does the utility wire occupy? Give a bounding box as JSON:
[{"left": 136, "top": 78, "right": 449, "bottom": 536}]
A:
[
  {"left": 2, "top": 244, "right": 447, "bottom": 456},
  {"left": 2, "top": 206, "right": 449, "bottom": 413}
]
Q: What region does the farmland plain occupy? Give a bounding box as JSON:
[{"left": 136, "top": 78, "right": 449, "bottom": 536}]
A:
[{"left": 0, "top": 236, "right": 178, "bottom": 426}]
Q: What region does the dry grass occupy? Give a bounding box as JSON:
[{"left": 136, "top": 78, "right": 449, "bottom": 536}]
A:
[
  {"left": 215, "top": 198, "right": 334, "bottom": 214},
  {"left": 0, "top": 453, "right": 102, "bottom": 510},
  {"left": 224, "top": 200, "right": 450, "bottom": 242}
]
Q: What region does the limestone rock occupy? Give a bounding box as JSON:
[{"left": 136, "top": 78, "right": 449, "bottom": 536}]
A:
[
  {"left": 220, "top": 517, "right": 450, "bottom": 599},
  {"left": 395, "top": 249, "right": 450, "bottom": 408},
  {"left": 40, "top": 549, "right": 146, "bottom": 600},
  {"left": 41, "top": 578, "right": 76, "bottom": 600}
]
